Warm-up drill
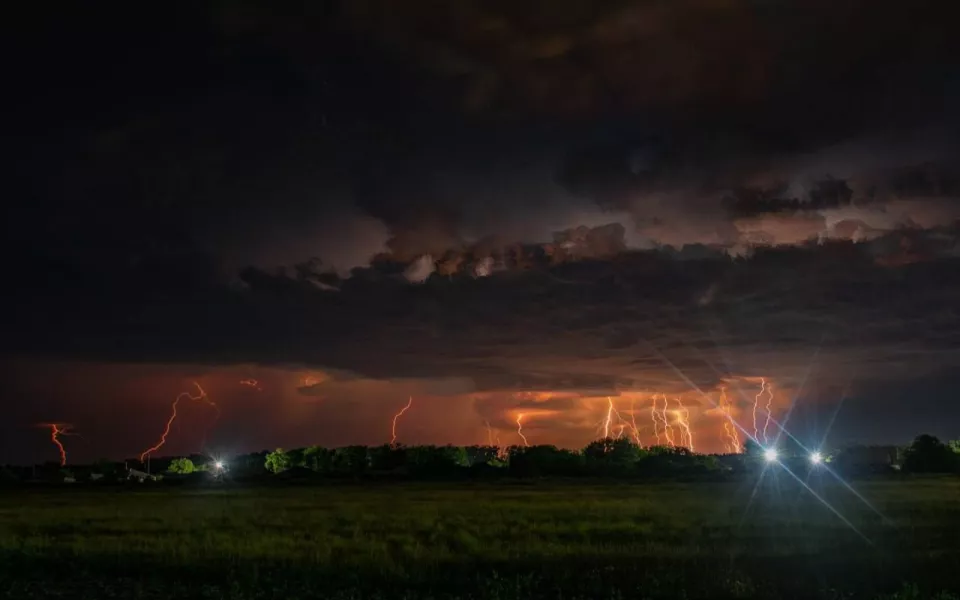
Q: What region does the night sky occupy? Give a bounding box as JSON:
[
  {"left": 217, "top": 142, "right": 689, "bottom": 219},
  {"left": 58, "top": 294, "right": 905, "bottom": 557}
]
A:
[{"left": 4, "top": 0, "right": 960, "bottom": 465}]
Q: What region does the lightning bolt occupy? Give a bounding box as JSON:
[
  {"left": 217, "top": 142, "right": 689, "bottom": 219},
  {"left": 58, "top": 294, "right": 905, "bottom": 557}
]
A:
[
  {"left": 485, "top": 419, "right": 495, "bottom": 446},
  {"left": 141, "top": 383, "right": 209, "bottom": 461},
  {"left": 661, "top": 394, "right": 676, "bottom": 447},
  {"left": 762, "top": 379, "right": 775, "bottom": 444},
  {"left": 650, "top": 395, "right": 662, "bottom": 445},
  {"left": 49, "top": 424, "right": 68, "bottom": 466},
  {"left": 239, "top": 379, "right": 262, "bottom": 391},
  {"left": 674, "top": 397, "right": 694, "bottom": 451},
  {"left": 516, "top": 413, "right": 529, "bottom": 447},
  {"left": 630, "top": 397, "right": 643, "bottom": 446},
  {"left": 752, "top": 378, "right": 765, "bottom": 441},
  {"left": 603, "top": 397, "right": 614, "bottom": 438},
  {"left": 720, "top": 386, "right": 741, "bottom": 453},
  {"left": 390, "top": 396, "right": 413, "bottom": 445}
]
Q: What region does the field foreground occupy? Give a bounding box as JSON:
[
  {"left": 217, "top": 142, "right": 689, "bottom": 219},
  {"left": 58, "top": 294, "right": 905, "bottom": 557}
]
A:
[{"left": 2, "top": 477, "right": 959, "bottom": 599}]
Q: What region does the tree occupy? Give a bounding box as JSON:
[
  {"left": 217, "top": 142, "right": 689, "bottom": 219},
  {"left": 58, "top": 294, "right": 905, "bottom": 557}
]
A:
[
  {"left": 285, "top": 447, "right": 307, "bottom": 469},
  {"left": 405, "top": 445, "right": 468, "bottom": 476},
  {"left": 902, "top": 435, "right": 958, "bottom": 473},
  {"left": 464, "top": 445, "right": 500, "bottom": 467},
  {"left": 167, "top": 458, "right": 196, "bottom": 474},
  {"left": 507, "top": 445, "right": 584, "bottom": 477},
  {"left": 265, "top": 448, "right": 292, "bottom": 474},
  {"left": 332, "top": 446, "right": 369, "bottom": 475},
  {"left": 583, "top": 438, "right": 642, "bottom": 474},
  {"left": 369, "top": 444, "right": 406, "bottom": 471},
  {"left": 302, "top": 445, "right": 335, "bottom": 473}
]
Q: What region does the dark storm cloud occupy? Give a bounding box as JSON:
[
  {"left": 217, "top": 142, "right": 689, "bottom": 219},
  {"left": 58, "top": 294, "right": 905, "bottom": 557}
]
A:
[
  {"left": 11, "top": 0, "right": 960, "bottom": 284},
  {"left": 6, "top": 234, "right": 960, "bottom": 403},
  {"left": 7, "top": 0, "right": 960, "bottom": 458}
]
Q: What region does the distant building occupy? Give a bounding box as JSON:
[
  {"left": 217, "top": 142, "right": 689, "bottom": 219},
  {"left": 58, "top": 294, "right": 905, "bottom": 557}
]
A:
[{"left": 127, "top": 468, "right": 158, "bottom": 482}]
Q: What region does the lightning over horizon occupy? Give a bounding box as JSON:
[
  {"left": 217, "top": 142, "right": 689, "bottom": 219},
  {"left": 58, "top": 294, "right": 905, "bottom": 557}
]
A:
[
  {"left": 45, "top": 423, "right": 70, "bottom": 466},
  {"left": 516, "top": 413, "right": 529, "bottom": 447},
  {"left": 753, "top": 379, "right": 765, "bottom": 442},
  {"left": 719, "top": 386, "right": 741, "bottom": 453},
  {"left": 762, "top": 379, "right": 775, "bottom": 444},
  {"left": 674, "top": 397, "right": 694, "bottom": 451},
  {"left": 140, "top": 383, "right": 212, "bottom": 461},
  {"left": 390, "top": 396, "right": 413, "bottom": 445}
]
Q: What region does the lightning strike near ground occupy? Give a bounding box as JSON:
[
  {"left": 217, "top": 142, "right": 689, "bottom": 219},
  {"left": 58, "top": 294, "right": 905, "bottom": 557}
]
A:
[
  {"left": 140, "top": 383, "right": 209, "bottom": 461},
  {"left": 49, "top": 424, "right": 68, "bottom": 466},
  {"left": 752, "top": 379, "right": 765, "bottom": 441},
  {"left": 720, "top": 386, "right": 741, "bottom": 454},
  {"left": 390, "top": 396, "right": 414, "bottom": 445},
  {"left": 602, "top": 397, "right": 614, "bottom": 439},
  {"left": 660, "top": 394, "right": 676, "bottom": 447},
  {"left": 761, "top": 379, "right": 775, "bottom": 444},
  {"left": 650, "top": 395, "right": 662, "bottom": 445},
  {"left": 516, "top": 413, "right": 529, "bottom": 447},
  {"left": 674, "top": 397, "right": 694, "bottom": 451},
  {"left": 630, "top": 397, "right": 643, "bottom": 446},
  {"left": 484, "top": 419, "right": 498, "bottom": 448}
]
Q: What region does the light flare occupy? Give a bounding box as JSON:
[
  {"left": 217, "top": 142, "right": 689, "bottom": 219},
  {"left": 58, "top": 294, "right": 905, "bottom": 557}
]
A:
[{"left": 390, "top": 396, "right": 413, "bottom": 445}]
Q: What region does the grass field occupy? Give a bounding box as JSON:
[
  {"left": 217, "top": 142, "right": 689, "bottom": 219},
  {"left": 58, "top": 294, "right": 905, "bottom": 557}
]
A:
[{"left": 2, "top": 476, "right": 960, "bottom": 599}]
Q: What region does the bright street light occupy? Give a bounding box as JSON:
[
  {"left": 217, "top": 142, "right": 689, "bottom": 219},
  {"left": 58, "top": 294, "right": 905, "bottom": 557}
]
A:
[
  {"left": 809, "top": 451, "right": 823, "bottom": 465},
  {"left": 763, "top": 448, "right": 779, "bottom": 462}
]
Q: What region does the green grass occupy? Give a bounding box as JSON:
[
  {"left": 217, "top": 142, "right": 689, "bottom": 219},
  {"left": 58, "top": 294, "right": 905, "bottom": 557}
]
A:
[{"left": 1, "top": 476, "right": 960, "bottom": 599}]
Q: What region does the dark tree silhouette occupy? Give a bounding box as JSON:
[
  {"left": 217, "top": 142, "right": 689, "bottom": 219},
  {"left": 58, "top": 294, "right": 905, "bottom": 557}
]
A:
[{"left": 902, "top": 435, "right": 958, "bottom": 473}]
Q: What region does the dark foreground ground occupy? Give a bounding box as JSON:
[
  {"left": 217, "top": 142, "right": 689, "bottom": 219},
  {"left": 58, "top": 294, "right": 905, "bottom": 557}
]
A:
[{"left": 1, "top": 475, "right": 959, "bottom": 599}]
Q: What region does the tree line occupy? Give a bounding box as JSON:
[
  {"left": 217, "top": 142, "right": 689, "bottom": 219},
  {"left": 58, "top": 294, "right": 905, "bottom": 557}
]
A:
[{"left": 2, "top": 434, "right": 958, "bottom": 485}]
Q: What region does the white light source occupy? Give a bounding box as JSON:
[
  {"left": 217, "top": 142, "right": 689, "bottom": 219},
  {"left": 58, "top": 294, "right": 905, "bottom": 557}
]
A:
[
  {"left": 763, "top": 448, "right": 779, "bottom": 462},
  {"left": 214, "top": 461, "right": 224, "bottom": 470},
  {"left": 809, "top": 452, "right": 822, "bottom": 465}
]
